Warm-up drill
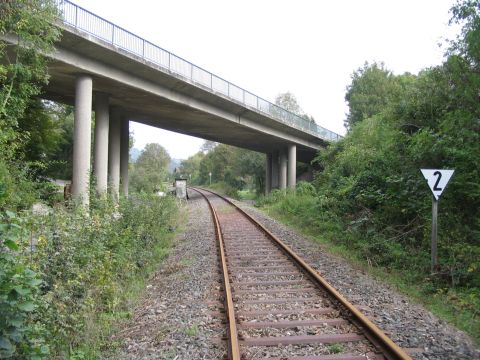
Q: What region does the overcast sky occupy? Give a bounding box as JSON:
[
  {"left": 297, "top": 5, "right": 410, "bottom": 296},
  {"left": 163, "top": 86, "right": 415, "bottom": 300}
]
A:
[{"left": 72, "top": 0, "right": 459, "bottom": 159}]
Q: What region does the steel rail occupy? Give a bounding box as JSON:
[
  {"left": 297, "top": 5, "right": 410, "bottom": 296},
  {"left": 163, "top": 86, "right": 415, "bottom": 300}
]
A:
[
  {"left": 189, "top": 188, "right": 240, "bottom": 360},
  {"left": 197, "top": 187, "right": 412, "bottom": 360}
]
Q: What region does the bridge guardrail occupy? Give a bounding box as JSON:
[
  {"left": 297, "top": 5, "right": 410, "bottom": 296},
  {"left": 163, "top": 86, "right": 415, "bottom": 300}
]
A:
[{"left": 55, "top": 0, "right": 342, "bottom": 142}]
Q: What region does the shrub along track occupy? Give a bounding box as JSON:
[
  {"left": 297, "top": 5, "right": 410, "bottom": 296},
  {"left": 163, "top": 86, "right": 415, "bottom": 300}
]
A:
[{"left": 191, "top": 187, "right": 412, "bottom": 360}]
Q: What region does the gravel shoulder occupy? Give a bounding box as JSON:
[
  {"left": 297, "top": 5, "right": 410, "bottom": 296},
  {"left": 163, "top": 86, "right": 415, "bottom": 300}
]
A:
[
  {"left": 116, "top": 192, "right": 226, "bottom": 359},
  {"left": 114, "top": 193, "right": 479, "bottom": 360},
  {"left": 230, "top": 198, "right": 480, "bottom": 360}
]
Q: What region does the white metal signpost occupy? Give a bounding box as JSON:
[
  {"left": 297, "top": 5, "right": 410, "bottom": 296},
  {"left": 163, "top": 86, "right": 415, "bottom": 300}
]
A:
[{"left": 420, "top": 169, "right": 455, "bottom": 273}]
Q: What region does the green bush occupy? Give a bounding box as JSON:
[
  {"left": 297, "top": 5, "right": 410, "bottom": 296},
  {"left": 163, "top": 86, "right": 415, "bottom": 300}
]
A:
[
  {"left": 0, "top": 160, "right": 38, "bottom": 211},
  {"left": 295, "top": 181, "right": 316, "bottom": 197},
  {"left": 0, "top": 211, "right": 48, "bottom": 359},
  {"left": 209, "top": 182, "right": 240, "bottom": 199},
  {"left": 0, "top": 194, "right": 178, "bottom": 358}
]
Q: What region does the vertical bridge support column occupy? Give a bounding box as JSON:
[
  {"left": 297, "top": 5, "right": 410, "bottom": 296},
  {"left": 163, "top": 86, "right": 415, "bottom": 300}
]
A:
[
  {"left": 279, "top": 148, "right": 287, "bottom": 190},
  {"left": 93, "top": 93, "right": 109, "bottom": 196},
  {"left": 120, "top": 117, "right": 129, "bottom": 197},
  {"left": 271, "top": 150, "right": 279, "bottom": 190},
  {"left": 72, "top": 75, "right": 92, "bottom": 207},
  {"left": 265, "top": 153, "right": 272, "bottom": 194},
  {"left": 288, "top": 144, "right": 297, "bottom": 189},
  {"left": 108, "top": 108, "right": 121, "bottom": 200}
]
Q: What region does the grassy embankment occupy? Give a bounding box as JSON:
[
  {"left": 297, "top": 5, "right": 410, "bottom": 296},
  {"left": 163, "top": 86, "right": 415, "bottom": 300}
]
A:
[{"left": 253, "top": 190, "right": 479, "bottom": 345}]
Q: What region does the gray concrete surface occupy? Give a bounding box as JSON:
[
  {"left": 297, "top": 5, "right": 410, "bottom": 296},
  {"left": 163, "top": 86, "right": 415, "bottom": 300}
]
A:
[
  {"left": 93, "top": 93, "right": 109, "bottom": 195},
  {"left": 288, "top": 144, "right": 297, "bottom": 188},
  {"left": 108, "top": 108, "right": 121, "bottom": 199},
  {"left": 37, "top": 27, "right": 330, "bottom": 163},
  {"left": 279, "top": 148, "right": 287, "bottom": 190},
  {"left": 120, "top": 118, "right": 129, "bottom": 197},
  {"left": 72, "top": 75, "right": 92, "bottom": 206}
]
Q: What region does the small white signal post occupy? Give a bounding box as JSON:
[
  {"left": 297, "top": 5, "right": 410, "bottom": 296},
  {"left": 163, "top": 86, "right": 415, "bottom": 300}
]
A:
[{"left": 420, "top": 169, "right": 455, "bottom": 273}]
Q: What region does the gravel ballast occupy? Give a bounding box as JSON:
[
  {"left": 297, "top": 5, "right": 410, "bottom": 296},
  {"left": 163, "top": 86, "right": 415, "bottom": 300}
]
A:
[
  {"left": 230, "top": 198, "right": 480, "bottom": 360},
  {"left": 117, "top": 191, "right": 227, "bottom": 359},
  {"left": 116, "top": 192, "right": 479, "bottom": 359}
]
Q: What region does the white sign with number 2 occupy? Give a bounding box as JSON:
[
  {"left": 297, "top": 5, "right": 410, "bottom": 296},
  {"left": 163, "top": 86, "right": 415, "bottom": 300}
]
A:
[{"left": 420, "top": 169, "right": 455, "bottom": 200}]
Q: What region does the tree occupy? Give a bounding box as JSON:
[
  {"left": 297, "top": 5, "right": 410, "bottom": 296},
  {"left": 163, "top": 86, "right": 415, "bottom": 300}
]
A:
[
  {"left": 0, "top": 0, "right": 60, "bottom": 160},
  {"left": 44, "top": 103, "right": 75, "bottom": 180},
  {"left": 449, "top": 0, "right": 480, "bottom": 69},
  {"left": 275, "top": 92, "right": 303, "bottom": 115},
  {"left": 0, "top": 0, "right": 62, "bottom": 210},
  {"left": 129, "top": 143, "right": 171, "bottom": 193},
  {"left": 16, "top": 100, "right": 72, "bottom": 171},
  {"left": 0, "top": 2, "right": 61, "bottom": 357},
  {"left": 237, "top": 149, "right": 265, "bottom": 193},
  {"left": 344, "top": 62, "right": 403, "bottom": 129},
  {"left": 447, "top": 0, "right": 480, "bottom": 119},
  {"left": 200, "top": 140, "right": 218, "bottom": 153},
  {"left": 179, "top": 151, "right": 204, "bottom": 184},
  {"left": 181, "top": 142, "right": 265, "bottom": 194},
  {"left": 199, "top": 144, "right": 236, "bottom": 184},
  {"left": 275, "top": 92, "right": 316, "bottom": 123}
]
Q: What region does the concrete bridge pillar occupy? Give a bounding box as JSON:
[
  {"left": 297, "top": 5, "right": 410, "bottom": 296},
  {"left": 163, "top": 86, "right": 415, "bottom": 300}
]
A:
[
  {"left": 120, "top": 117, "right": 129, "bottom": 197},
  {"left": 279, "top": 148, "right": 287, "bottom": 190},
  {"left": 108, "top": 108, "right": 121, "bottom": 200},
  {"left": 271, "top": 150, "right": 279, "bottom": 189},
  {"left": 288, "top": 144, "right": 297, "bottom": 188},
  {"left": 72, "top": 75, "right": 93, "bottom": 207},
  {"left": 93, "top": 93, "right": 109, "bottom": 195},
  {"left": 265, "top": 153, "right": 272, "bottom": 194}
]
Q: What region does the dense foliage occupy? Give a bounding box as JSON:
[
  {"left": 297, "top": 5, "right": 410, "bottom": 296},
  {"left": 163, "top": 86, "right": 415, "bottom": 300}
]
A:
[
  {"left": 129, "top": 143, "right": 171, "bottom": 193},
  {"left": 1, "top": 3, "right": 61, "bottom": 356},
  {"left": 0, "top": 0, "right": 63, "bottom": 212},
  {"left": 179, "top": 143, "right": 265, "bottom": 197},
  {"left": 1, "top": 194, "right": 177, "bottom": 358},
  {"left": 344, "top": 62, "right": 407, "bottom": 129},
  {"left": 0, "top": 0, "right": 60, "bottom": 161}
]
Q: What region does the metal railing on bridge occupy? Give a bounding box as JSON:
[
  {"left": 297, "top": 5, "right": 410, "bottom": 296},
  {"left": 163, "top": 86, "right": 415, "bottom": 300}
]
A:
[{"left": 54, "top": 0, "right": 342, "bottom": 142}]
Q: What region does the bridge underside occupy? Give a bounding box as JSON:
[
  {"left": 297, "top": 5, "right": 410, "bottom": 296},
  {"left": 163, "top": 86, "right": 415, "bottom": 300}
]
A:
[
  {"left": 3, "top": 25, "right": 331, "bottom": 206},
  {"left": 43, "top": 70, "right": 319, "bottom": 164},
  {"left": 38, "top": 29, "right": 325, "bottom": 164}
]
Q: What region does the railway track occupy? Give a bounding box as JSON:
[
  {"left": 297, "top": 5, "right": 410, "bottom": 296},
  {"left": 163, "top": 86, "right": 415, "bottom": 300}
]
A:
[{"left": 191, "top": 187, "right": 411, "bottom": 360}]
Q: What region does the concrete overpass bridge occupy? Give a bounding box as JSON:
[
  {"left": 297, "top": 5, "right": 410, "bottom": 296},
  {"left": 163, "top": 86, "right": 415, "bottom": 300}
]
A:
[{"left": 16, "top": 0, "right": 342, "bottom": 205}]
